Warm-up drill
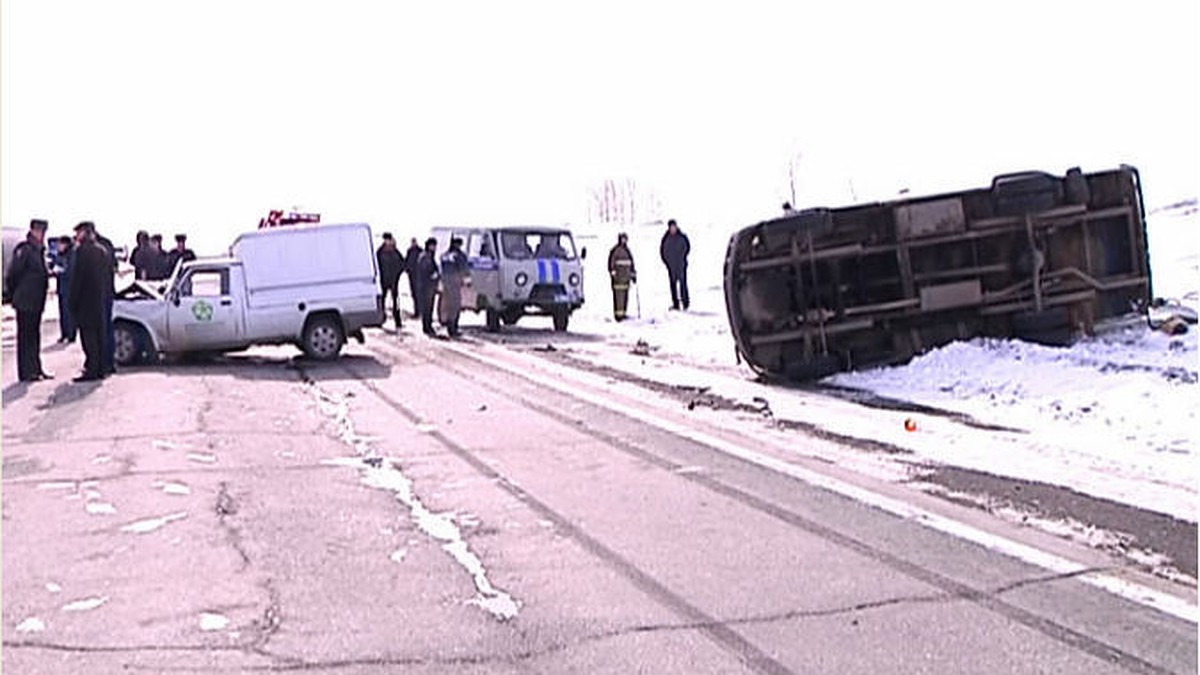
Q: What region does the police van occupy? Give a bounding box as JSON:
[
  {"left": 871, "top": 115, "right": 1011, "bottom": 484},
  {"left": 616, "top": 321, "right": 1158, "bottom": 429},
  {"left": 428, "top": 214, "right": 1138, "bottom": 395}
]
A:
[{"left": 431, "top": 226, "right": 585, "bottom": 332}]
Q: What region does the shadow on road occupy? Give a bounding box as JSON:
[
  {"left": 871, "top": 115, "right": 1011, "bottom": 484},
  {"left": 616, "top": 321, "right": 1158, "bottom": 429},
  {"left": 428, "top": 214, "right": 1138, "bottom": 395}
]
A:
[
  {"left": 1, "top": 381, "right": 29, "bottom": 408},
  {"left": 464, "top": 324, "right": 606, "bottom": 347},
  {"left": 115, "top": 352, "right": 393, "bottom": 383}
]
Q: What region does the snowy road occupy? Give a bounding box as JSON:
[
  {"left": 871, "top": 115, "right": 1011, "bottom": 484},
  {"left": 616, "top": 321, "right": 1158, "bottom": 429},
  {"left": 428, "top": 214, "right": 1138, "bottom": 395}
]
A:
[{"left": 2, "top": 327, "right": 1195, "bottom": 673}]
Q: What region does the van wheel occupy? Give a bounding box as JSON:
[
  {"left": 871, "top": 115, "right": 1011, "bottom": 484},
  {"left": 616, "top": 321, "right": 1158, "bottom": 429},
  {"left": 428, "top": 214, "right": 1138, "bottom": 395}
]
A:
[
  {"left": 485, "top": 309, "right": 501, "bottom": 333},
  {"left": 303, "top": 316, "right": 345, "bottom": 360},
  {"left": 552, "top": 309, "right": 570, "bottom": 332},
  {"left": 114, "top": 322, "right": 153, "bottom": 366},
  {"left": 501, "top": 308, "right": 522, "bottom": 326}
]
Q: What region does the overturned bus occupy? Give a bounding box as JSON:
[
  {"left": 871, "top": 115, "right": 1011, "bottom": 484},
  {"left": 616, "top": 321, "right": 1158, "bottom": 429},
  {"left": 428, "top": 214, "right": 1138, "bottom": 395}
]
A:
[{"left": 724, "top": 165, "right": 1152, "bottom": 380}]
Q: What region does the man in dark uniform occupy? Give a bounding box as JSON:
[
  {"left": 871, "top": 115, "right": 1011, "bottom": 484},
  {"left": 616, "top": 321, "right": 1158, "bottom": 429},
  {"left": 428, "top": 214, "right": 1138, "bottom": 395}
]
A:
[
  {"left": 376, "top": 232, "right": 405, "bottom": 328},
  {"left": 146, "top": 234, "right": 170, "bottom": 281},
  {"left": 94, "top": 226, "right": 119, "bottom": 376},
  {"left": 414, "top": 237, "right": 440, "bottom": 337},
  {"left": 607, "top": 232, "right": 636, "bottom": 321},
  {"left": 166, "top": 234, "right": 196, "bottom": 276},
  {"left": 69, "top": 222, "right": 110, "bottom": 382},
  {"left": 404, "top": 237, "right": 422, "bottom": 318},
  {"left": 659, "top": 218, "right": 691, "bottom": 310},
  {"left": 6, "top": 218, "right": 53, "bottom": 381},
  {"left": 130, "top": 230, "right": 152, "bottom": 280}
]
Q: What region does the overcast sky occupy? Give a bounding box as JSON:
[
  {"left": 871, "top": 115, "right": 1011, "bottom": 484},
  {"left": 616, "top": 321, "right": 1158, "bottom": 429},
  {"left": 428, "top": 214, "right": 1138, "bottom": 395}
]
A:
[{"left": 3, "top": 1, "right": 1197, "bottom": 253}]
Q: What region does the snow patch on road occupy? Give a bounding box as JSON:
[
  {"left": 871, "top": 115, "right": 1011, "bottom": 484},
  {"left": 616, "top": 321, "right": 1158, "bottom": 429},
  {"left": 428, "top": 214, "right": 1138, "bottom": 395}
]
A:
[
  {"left": 121, "top": 512, "right": 188, "bottom": 534},
  {"left": 154, "top": 480, "right": 191, "bottom": 496},
  {"left": 199, "top": 612, "right": 230, "bottom": 631},
  {"left": 61, "top": 596, "right": 108, "bottom": 612},
  {"left": 85, "top": 502, "right": 116, "bottom": 515},
  {"left": 310, "top": 384, "right": 520, "bottom": 621},
  {"left": 45, "top": 582, "right": 61, "bottom": 593},
  {"left": 186, "top": 453, "right": 217, "bottom": 464},
  {"left": 15, "top": 617, "right": 45, "bottom": 632}
]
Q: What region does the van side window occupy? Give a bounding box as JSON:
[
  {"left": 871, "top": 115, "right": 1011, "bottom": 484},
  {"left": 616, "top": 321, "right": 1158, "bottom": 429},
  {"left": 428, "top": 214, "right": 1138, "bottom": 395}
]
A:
[
  {"left": 501, "top": 232, "right": 533, "bottom": 260},
  {"left": 469, "top": 233, "right": 496, "bottom": 259}
]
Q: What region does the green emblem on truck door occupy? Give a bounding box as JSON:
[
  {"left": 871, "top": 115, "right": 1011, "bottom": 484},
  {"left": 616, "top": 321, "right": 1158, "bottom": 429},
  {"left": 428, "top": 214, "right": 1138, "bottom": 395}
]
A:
[{"left": 192, "top": 300, "right": 214, "bottom": 322}]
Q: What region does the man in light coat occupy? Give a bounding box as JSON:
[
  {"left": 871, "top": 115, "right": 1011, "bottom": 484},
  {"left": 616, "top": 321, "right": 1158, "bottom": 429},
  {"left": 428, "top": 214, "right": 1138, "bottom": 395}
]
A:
[{"left": 438, "top": 237, "right": 469, "bottom": 338}]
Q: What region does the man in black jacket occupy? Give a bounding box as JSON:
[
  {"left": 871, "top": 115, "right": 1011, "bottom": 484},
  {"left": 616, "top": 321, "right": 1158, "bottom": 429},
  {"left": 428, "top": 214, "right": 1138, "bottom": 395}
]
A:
[
  {"left": 69, "top": 222, "right": 111, "bottom": 382},
  {"left": 659, "top": 219, "right": 691, "bottom": 310},
  {"left": 95, "top": 228, "right": 119, "bottom": 376},
  {"left": 6, "top": 218, "right": 52, "bottom": 381},
  {"left": 376, "top": 232, "right": 405, "bottom": 327},
  {"left": 404, "top": 237, "right": 422, "bottom": 318}
]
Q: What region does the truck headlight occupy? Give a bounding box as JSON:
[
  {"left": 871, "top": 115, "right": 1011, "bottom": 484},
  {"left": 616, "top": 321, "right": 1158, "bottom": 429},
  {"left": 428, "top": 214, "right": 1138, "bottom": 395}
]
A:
[
  {"left": 568, "top": 273, "right": 580, "bottom": 287},
  {"left": 515, "top": 272, "right": 528, "bottom": 287}
]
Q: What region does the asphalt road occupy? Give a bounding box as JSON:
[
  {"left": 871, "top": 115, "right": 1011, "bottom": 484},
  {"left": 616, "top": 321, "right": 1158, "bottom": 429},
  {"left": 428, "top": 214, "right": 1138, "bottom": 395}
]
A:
[{"left": 2, "top": 323, "right": 1196, "bottom": 674}]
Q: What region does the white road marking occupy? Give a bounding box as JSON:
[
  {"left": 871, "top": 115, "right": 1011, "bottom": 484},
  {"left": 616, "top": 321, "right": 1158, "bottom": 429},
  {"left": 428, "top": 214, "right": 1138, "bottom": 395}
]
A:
[{"left": 441, "top": 340, "right": 1199, "bottom": 625}]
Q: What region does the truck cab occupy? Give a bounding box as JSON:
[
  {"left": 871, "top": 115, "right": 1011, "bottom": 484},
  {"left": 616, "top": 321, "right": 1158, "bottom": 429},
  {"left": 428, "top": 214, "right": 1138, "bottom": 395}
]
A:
[{"left": 432, "top": 226, "right": 585, "bottom": 332}]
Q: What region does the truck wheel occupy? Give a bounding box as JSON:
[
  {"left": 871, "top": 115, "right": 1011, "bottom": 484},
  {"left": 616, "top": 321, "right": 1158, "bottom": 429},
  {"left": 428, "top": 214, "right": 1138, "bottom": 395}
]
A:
[
  {"left": 552, "top": 309, "right": 570, "bottom": 332},
  {"left": 114, "top": 322, "right": 154, "bottom": 366},
  {"left": 501, "top": 308, "right": 522, "bottom": 326},
  {"left": 485, "top": 309, "right": 501, "bottom": 333},
  {"left": 303, "top": 316, "right": 345, "bottom": 360}
]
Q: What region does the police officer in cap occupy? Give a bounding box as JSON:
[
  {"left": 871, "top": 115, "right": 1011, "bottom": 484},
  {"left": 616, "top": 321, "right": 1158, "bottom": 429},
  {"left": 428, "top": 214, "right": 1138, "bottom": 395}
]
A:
[{"left": 6, "top": 218, "right": 52, "bottom": 381}]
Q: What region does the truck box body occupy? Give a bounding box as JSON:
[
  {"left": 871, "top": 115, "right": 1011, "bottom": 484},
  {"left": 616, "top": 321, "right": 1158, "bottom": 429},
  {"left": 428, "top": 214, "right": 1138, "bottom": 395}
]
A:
[
  {"left": 723, "top": 165, "right": 1152, "bottom": 380},
  {"left": 231, "top": 222, "right": 378, "bottom": 308},
  {"left": 114, "top": 222, "right": 383, "bottom": 363}
]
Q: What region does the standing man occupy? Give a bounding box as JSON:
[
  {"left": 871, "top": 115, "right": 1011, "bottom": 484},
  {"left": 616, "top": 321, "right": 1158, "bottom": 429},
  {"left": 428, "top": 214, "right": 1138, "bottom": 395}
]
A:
[
  {"left": 404, "top": 237, "right": 422, "bottom": 318},
  {"left": 6, "top": 218, "right": 52, "bottom": 381},
  {"left": 69, "top": 222, "right": 109, "bottom": 382},
  {"left": 659, "top": 218, "right": 691, "bottom": 311},
  {"left": 130, "top": 230, "right": 151, "bottom": 280},
  {"left": 146, "top": 234, "right": 170, "bottom": 281},
  {"left": 607, "top": 232, "right": 637, "bottom": 321},
  {"left": 166, "top": 233, "right": 196, "bottom": 275},
  {"left": 375, "top": 232, "right": 404, "bottom": 328},
  {"left": 94, "top": 225, "right": 119, "bottom": 376},
  {"left": 414, "top": 238, "right": 440, "bottom": 337},
  {"left": 438, "top": 237, "right": 469, "bottom": 338},
  {"left": 52, "top": 235, "right": 77, "bottom": 343}
]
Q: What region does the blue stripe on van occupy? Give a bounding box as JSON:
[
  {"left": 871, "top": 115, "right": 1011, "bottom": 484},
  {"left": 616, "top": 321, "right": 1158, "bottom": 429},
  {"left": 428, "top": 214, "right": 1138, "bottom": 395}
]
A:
[
  {"left": 537, "top": 259, "right": 547, "bottom": 283},
  {"left": 552, "top": 260, "right": 561, "bottom": 283}
]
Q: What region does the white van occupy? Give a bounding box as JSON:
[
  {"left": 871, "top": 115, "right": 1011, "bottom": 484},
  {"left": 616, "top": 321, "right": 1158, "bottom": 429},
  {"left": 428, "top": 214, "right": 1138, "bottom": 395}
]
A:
[
  {"left": 112, "top": 222, "right": 383, "bottom": 363},
  {"left": 431, "top": 226, "right": 585, "bottom": 332}
]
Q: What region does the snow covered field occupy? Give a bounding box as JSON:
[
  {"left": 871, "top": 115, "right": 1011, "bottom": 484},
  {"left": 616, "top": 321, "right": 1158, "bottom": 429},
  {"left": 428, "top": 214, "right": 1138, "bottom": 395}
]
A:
[{"left": 549, "top": 200, "right": 1197, "bottom": 524}]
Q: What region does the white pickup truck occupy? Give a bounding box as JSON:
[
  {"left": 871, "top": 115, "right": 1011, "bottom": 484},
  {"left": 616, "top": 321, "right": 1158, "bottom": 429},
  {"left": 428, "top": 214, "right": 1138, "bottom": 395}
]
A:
[{"left": 113, "top": 222, "right": 383, "bottom": 364}]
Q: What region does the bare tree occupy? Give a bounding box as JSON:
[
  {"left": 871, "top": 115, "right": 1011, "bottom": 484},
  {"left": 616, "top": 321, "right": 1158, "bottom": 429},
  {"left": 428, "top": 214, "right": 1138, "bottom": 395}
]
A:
[{"left": 589, "top": 177, "right": 661, "bottom": 225}]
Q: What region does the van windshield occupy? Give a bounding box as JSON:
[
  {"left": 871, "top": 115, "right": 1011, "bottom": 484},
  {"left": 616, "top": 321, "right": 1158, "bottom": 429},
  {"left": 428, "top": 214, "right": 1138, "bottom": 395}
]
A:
[{"left": 500, "top": 231, "right": 576, "bottom": 261}]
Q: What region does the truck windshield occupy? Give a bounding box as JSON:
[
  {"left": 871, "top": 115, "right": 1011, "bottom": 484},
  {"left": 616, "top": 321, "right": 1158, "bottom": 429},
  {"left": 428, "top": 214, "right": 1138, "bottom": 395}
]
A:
[{"left": 500, "top": 231, "right": 576, "bottom": 260}]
